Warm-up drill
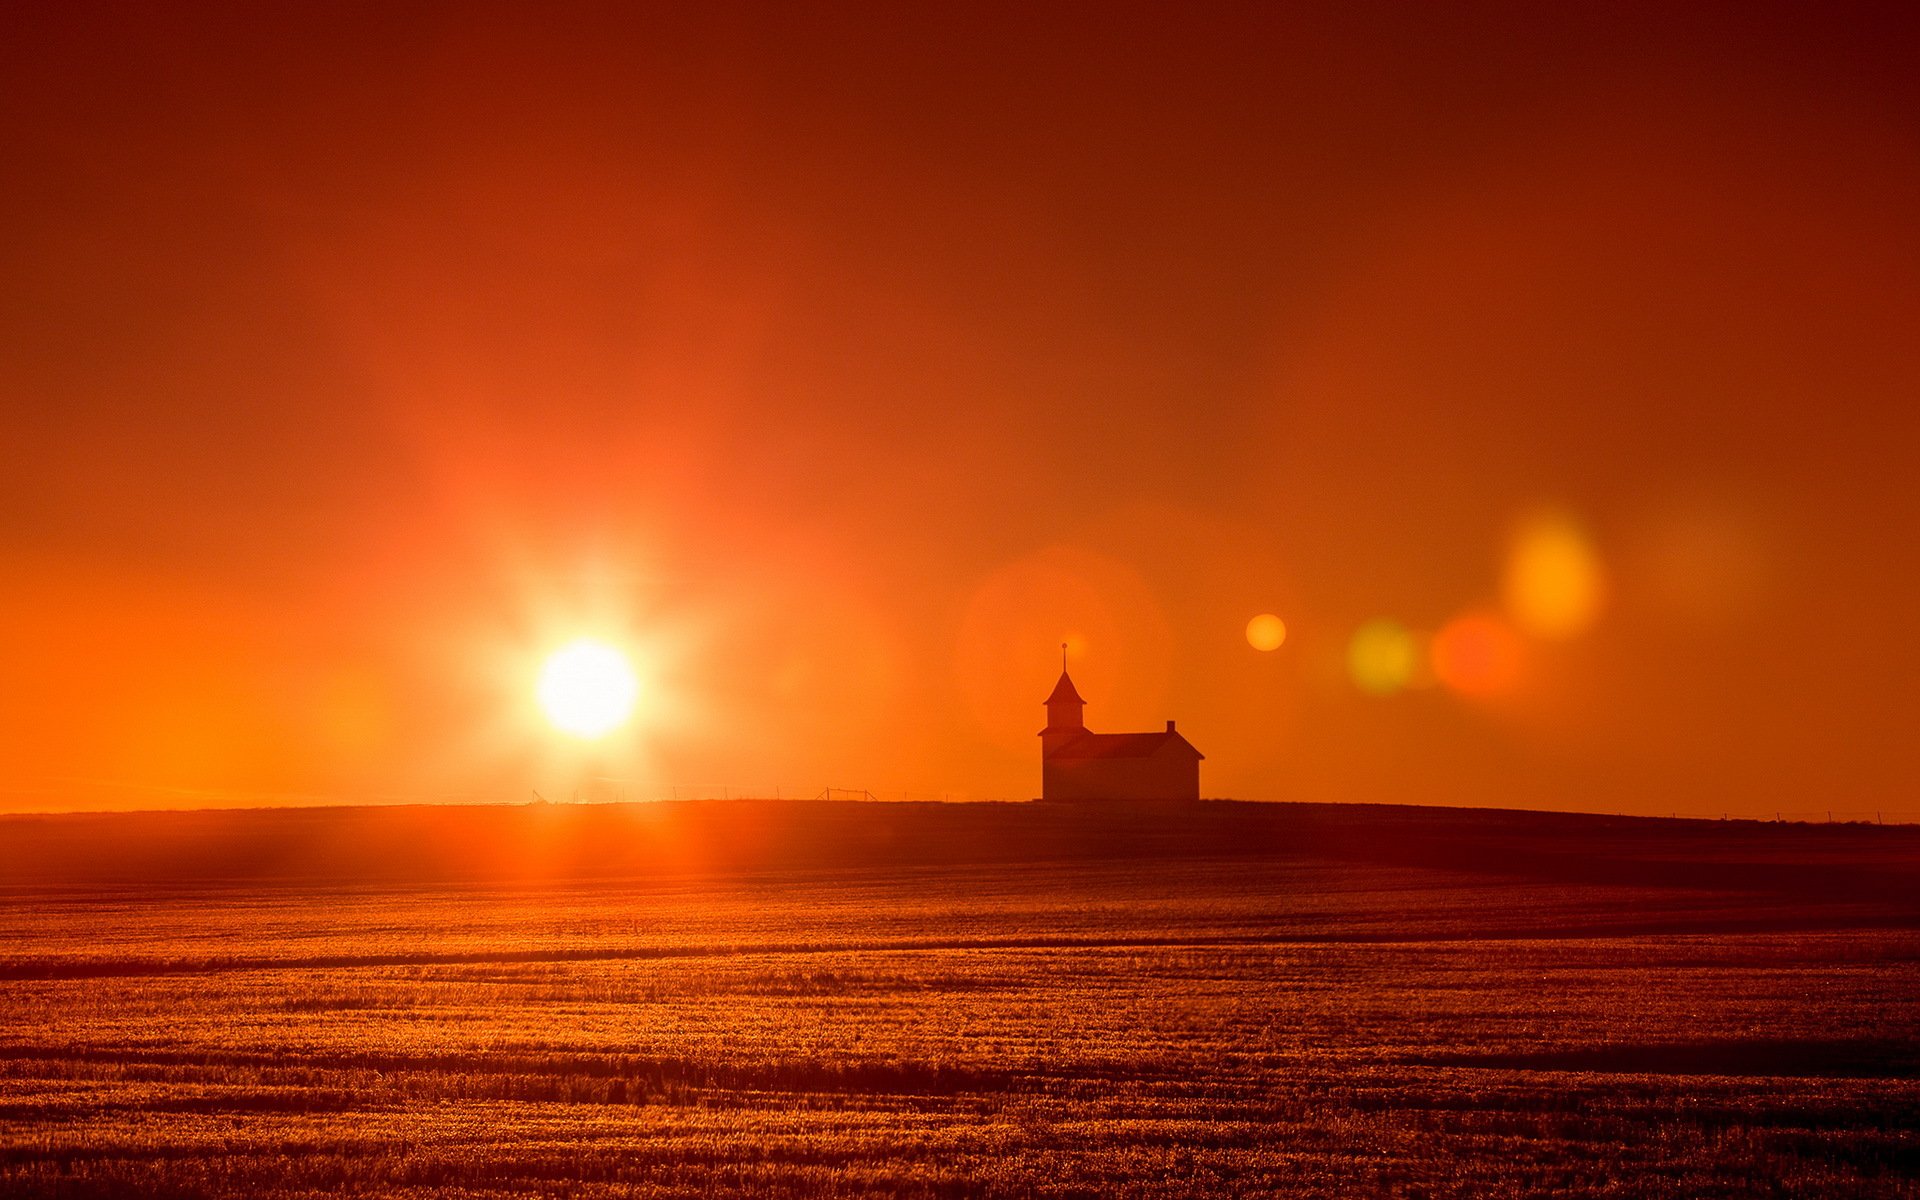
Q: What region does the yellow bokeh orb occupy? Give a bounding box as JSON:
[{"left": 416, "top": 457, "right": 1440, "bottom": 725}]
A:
[
  {"left": 1502, "top": 510, "right": 1605, "bottom": 639},
  {"left": 537, "top": 639, "right": 639, "bottom": 738},
  {"left": 1246, "top": 613, "right": 1287, "bottom": 652},
  {"left": 1348, "top": 619, "right": 1416, "bottom": 696}
]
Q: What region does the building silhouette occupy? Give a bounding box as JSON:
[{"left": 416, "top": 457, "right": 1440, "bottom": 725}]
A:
[{"left": 1039, "top": 652, "right": 1203, "bottom": 801}]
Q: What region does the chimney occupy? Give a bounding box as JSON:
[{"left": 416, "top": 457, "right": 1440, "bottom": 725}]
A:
[{"left": 1166, "top": 720, "right": 1176, "bottom": 733}]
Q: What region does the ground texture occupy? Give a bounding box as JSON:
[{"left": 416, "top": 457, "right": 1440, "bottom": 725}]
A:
[{"left": 1, "top": 800, "right": 1917, "bottom": 1198}]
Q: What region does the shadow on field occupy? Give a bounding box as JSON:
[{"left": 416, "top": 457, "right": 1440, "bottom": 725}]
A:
[
  {"left": 0, "top": 1043, "right": 1016, "bottom": 1107},
  {"left": 1411, "top": 1036, "right": 1920, "bottom": 1079},
  {"left": 4, "top": 800, "right": 1918, "bottom": 908}
]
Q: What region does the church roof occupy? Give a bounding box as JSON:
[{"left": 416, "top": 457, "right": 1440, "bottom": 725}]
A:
[
  {"left": 1046, "top": 730, "right": 1203, "bottom": 761},
  {"left": 1044, "top": 671, "right": 1085, "bottom": 705}
]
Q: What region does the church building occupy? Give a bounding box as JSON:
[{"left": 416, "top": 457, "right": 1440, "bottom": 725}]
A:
[{"left": 1039, "top": 653, "right": 1203, "bottom": 801}]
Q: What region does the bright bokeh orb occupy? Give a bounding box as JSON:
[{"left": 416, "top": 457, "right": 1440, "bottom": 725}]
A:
[
  {"left": 1348, "top": 619, "right": 1417, "bottom": 696},
  {"left": 1246, "top": 613, "right": 1287, "bottom": 652},
  {"left": 537, "top": 639, "right": 639, "bottom": 738},
  {"left": 1431, "top": 612, "right": 1525, "bottom": 696},
  {"left": 1503, "top": 510, "right": 1604, "bottom": 639}
]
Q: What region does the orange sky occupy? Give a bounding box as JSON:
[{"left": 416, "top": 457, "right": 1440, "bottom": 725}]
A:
[{"left": 2, "top": 3, "right": 1916, "bottom": 816}]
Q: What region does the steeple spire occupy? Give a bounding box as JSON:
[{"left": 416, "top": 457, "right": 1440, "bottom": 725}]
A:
[{"left": 1042, "top": 649, "right": 1086, "bottom": 737}]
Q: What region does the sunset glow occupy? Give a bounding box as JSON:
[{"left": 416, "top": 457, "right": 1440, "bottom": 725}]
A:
[
  {"left": 5, "top": 5, "right": 1917, "bottom": 1197},
  {"left": 0, "top": 2, "right": 1911, "bottom": 821}
]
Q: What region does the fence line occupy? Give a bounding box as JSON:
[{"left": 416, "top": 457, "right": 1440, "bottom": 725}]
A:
[{"left": 549, "top": 781, "right": 1002, "bottom": 804}]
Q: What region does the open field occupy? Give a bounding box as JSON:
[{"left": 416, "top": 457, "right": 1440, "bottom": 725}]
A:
[{"left": 2, "top": 800, "right": 1918, "bottom": 1197}]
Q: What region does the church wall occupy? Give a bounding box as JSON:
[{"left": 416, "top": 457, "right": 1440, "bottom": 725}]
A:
[{"left": 1042, "top": 748, "right": 1199, "bottom": 801}]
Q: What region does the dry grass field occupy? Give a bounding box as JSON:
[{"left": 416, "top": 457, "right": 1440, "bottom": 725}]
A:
[{"left": 2, "top": 800, "right": 1917, "bottom": 1198}]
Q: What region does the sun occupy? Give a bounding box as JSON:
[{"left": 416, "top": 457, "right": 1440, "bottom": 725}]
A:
[{"left": 536, "top": 639, "right": 639, "bottom": 738}]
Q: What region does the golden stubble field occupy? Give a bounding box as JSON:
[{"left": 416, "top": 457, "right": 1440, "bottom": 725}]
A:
[{"left": 1, "top": 801, "right": 1917, "bottom": 1198}]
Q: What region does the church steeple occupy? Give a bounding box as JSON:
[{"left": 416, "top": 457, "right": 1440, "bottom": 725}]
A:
[{"left": 1042, "top": 644, "right": 1086, "bottom": 738}]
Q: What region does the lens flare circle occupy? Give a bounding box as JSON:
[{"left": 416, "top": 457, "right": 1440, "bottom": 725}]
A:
[
  {"left": 1431, "top": 612, "right": 1525, "bottom": 696},
  {"left": 537, "top": 639, "right": 639, "bottom": 738},
  {"left": 1246, "top": 613, "right": 1287, "bottom": 652},
  {"left": 1348, "top": 619, "right": 1417, "bottom": 695},
  {"left": 1503, "top": 510, "right": 1604, "bottom": 639}
]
